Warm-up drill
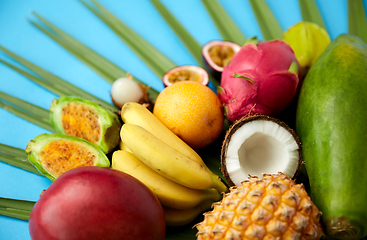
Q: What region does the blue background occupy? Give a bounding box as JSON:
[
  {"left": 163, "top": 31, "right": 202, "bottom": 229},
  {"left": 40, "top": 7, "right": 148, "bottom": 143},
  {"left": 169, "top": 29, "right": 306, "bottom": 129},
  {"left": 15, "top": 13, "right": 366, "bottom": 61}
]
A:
[{"left": 0, "top": 0, "right": 361, "bottom": 239}]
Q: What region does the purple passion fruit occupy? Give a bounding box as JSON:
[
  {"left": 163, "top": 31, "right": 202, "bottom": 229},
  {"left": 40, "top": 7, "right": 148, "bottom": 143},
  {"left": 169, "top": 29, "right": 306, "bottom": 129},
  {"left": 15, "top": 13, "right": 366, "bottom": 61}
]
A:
[
  {"left": 29, "top": 166, "right": 166, "bottom": 240},
  {"left": 202, "top": 40, "right": 241, "bottom": 80},
  {"left": 162, "top": 65, "right": 209, "bottom": 87}
]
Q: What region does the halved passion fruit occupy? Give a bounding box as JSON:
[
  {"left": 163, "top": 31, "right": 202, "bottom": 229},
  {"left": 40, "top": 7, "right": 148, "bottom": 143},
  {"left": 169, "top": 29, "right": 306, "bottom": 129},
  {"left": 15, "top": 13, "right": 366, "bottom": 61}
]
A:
[
  {"left": 221, "top": 115, "right": 302, "bottom": 186},
  {"left": 162, "top": 65, "right": 209, "bottom": 87},
  {"left": 202, "top": 40, "right": 241, "bottom": 80}
]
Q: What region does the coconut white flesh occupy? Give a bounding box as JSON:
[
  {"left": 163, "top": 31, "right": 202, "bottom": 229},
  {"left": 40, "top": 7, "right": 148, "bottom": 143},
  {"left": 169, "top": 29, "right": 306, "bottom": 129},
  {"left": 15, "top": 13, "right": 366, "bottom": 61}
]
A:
[{"left": 225, "top": 120, "right": 299, "bottom": 186}]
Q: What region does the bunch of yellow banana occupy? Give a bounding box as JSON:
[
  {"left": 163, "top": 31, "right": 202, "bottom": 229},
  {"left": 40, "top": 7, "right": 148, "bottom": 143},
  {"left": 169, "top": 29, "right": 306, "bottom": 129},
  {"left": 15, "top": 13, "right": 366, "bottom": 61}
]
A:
[{"left": 111, "top": 102, "right": 228, "bottom": 226}]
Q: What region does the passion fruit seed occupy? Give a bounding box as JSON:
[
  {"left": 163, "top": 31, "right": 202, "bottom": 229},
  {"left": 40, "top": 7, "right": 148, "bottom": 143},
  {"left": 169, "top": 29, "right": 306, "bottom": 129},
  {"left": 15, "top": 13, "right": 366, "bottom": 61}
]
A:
[
  {"left": 39, "top": 140, "right": 97, "bottom": 178},
  {"left": 26, "top": 133, "right": 110, "bottom": 181},
  {"left": 202, "top": 40, "right": 241, "bottom": 81},
  {"left": 50, "top": 96, "right": 122, "bottom": 154},
  {"left": 168, "top": 69, "right": 200, "bottom": 84},
  {"left": 208, "top": 45, "right": 236, "bottom": 67},
  {"left": 62, "top": 102, "right": 101, "bottom": 144},
  {"left": 162, "top": 66, "right": 209, "bottom": 87}
]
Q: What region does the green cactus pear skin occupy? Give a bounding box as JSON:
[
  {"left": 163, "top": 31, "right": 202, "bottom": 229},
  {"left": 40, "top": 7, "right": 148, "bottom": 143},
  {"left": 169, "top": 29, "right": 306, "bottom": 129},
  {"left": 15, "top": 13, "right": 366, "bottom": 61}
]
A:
[
  {"left": 49, "top": 96, "right": 121, "bottom": 154},
  {"left": 296, "top": 34, "right": 367, "bottom": 240},
  {"left": 26, "top": 133, "right": 110, "bottom": 181}
]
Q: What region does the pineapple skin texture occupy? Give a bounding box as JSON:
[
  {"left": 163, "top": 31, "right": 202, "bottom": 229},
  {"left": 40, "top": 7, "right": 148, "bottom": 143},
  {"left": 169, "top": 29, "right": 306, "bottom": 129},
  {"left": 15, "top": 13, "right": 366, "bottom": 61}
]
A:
[{"left": 195, "top": 173, "right": 324, "bottom": 240}]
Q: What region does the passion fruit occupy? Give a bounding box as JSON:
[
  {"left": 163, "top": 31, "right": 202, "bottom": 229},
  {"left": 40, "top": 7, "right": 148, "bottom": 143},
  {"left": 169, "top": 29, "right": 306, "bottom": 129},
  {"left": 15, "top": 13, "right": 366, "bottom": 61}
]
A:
[
  {"left": 162, "top": 65, "right": 209, "bottom": 87},
  {"left": 202, "top": 40, "right": 241, "bottom": 80}
]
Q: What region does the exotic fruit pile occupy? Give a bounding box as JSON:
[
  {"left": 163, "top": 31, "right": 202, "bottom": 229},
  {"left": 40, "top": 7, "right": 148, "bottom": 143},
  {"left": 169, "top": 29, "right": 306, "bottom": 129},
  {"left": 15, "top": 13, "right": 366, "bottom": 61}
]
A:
[
  {"left": 195, "top": 173, "right": 324, "bottom": 240},
  {"left": 2, "top": 1, "right": 367, "bottom": 239}
]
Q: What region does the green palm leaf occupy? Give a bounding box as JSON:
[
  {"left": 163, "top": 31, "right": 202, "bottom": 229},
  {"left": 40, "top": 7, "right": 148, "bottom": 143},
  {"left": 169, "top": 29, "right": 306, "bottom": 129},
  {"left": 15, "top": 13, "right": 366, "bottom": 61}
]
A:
[
  {"left": 0, "top": 91, "right": 54, "bottom": 133},
  {"left": 0, "top": 46, "right": 118, "bottom": 111},
  {"left": 0, "top": 207, "right": 32, "bottom": 221},
  {"left": 80, "top": 0, "right": 176, "bottom": 80},
  {"left": 0, "top": 197, "right": 35, "bottom": 221},
  {"left": 150, "top": 0, "right": 219, "bottom": 86},
  {"left": 0, "top": 143, "right": 41, "bottom": 175},
  {"left": 0, "top": 197, "right": 35, "bottom": 211},
  {"left": 29, "top": 13, "right": 159, "bottom": 101},
  {"left": 348, "top": 0, "right": 367, "bottom": 43},
  {"left": 151, "top": 0, "right": 202, "bottom": 65},
  {"left": 202, "top": 0, "right": 246, "bottom": 44},
  {"left": 299, "top": 0, "right": 327, "bottom": 29},
  {"left": 248, "top": 0, "right": 283, "bottom": 41}
]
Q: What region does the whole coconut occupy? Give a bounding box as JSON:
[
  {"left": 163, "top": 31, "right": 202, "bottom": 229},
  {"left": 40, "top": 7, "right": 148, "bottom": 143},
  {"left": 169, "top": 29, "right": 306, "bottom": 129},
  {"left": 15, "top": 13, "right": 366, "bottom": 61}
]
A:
[{"left": 29, "top": 166, "right": 166, "bottom": 240}]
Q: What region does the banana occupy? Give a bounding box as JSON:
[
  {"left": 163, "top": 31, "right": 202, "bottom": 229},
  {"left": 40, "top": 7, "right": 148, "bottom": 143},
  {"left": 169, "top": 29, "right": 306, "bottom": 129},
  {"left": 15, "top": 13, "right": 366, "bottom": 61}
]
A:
[
  {"left": 120, "top": 123, "right": 214, "bottom": 190},
  {"left": 121, "top": 102, "right": 203, "bottom": 162},
  {"left": 164, "top": 200, "right": 214, "bottom": 227},
  {"left": 111, "top": 150, "right": 221, "bottom": 209},
  {"left": 119, "top": 140, "right": 131, "bottom": 152},
  {"left": 120, "top": 102, "right": 228, "bottom": 193}
]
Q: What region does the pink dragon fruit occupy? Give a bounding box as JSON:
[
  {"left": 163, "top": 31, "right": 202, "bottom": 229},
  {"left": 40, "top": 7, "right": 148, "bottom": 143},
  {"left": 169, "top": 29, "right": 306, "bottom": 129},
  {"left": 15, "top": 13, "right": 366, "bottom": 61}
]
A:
[{"left": 217, "top": 39, "right": 301, "bottom": 122}]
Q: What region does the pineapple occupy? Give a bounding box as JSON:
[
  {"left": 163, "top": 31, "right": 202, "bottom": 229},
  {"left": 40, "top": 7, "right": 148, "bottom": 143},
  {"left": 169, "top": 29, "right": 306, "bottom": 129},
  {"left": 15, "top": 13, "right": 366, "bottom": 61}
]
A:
[{"left": 195, "top": 173, "right": 324, "bottom": 240}]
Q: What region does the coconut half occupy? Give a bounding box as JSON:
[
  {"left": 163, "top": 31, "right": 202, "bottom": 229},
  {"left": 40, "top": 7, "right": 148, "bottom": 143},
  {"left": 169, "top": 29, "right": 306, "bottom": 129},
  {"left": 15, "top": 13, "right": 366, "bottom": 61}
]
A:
[{"left": 221, "top": 115, "right": 302, "bottom": 186}]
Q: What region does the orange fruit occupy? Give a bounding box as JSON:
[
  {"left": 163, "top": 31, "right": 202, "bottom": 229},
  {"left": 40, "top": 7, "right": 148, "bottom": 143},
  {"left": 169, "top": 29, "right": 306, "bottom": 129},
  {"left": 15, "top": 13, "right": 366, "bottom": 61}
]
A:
[{"left": 153, "top": 81, "right": 224, "bottom": 150}]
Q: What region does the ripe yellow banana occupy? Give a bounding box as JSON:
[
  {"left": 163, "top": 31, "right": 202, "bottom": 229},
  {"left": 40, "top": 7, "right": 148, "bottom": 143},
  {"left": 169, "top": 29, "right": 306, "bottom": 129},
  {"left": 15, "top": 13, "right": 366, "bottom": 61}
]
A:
[
  {"left": 121, "top": 102, "right": 202, "bottom": 161},
  {"left": 112, "top": 150, "right": 221, "bottom": 209},
  {"left": 120, "top": 102, "right": 228, "bottom": 193},
  {"left": 163, "top": 200, "right": 214, "bottom": 227},
  {"left": 119, "top": 140, "right": 131, "bottom": 152},
  {"left": 120, "top": 123, "right": 214, "bottom": 190}
]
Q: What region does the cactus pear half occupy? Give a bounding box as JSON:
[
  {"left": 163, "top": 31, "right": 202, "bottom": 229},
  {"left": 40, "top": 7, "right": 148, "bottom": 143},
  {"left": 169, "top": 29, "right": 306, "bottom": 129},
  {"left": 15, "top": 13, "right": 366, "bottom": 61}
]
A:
[{"left": 218, "top": 39, "right": 301, "bottom": 122}]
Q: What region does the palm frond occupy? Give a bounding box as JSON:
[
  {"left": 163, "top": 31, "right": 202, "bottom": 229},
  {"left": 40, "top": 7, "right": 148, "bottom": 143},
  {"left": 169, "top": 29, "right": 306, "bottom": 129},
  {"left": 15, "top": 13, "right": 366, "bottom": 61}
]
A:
[
  {"left": 0, "top": 197, "right": 35, "bottom": 221},
  {"left": 80, "top": 0, "right": 178, "bottom": 80},
  {"left": 248, "top": 0, "right": 283, "bottom": 41},
  {"left": 29, "top": 13, "right": 159, "bottom": 100},
  {"left": 151, "top": 0, "right": 202, "bottom": 65},
  {"left": 0, "top": 197, "right": 36, "bottom": 211},
  {"left": 299, "top": 0, "right": 327, "bottom": 29},
  {"left": 0, "top": 208, "right": 31, "bottom": 221},
  {"left": 348, "top": 0, "right": 367, "bottom": 43},
  {"left": 150, "top": 0, "right": 219, "bottom": 86},
  {"left": 202, "top": 0, "right": 246, "bottom": 44},
  {"left": 0, "top": 143, "right": 41, "bottom": 175},
  {"left": 0, "top": 91, "right": 54, "bottom": 133},
  {"left": 0, "top": 46, "right": 118, "bottom": 111}
]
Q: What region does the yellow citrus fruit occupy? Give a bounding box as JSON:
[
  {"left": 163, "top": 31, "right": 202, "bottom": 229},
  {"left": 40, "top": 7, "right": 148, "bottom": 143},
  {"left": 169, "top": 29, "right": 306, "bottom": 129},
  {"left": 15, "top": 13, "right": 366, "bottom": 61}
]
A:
[{"left": 153, "top": 81, "right": 224, "bottom": 150}]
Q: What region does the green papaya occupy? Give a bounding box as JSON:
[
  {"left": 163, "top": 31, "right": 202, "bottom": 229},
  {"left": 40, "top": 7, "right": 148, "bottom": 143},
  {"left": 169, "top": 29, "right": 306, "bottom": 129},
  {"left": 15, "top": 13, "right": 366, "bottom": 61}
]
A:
[{"left": 296, "top": 34, "right": 367, "bottom": 239}]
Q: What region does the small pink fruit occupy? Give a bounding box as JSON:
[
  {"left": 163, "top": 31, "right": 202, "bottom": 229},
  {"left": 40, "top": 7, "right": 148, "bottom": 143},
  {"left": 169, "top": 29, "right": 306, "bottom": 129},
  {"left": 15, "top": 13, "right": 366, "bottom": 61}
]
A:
[
  {"left": 29, "top": 166, "right": 166, "bottom": 240},
  {"left": 218, "top": 39, "right": 301, "bottom": 122}
]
